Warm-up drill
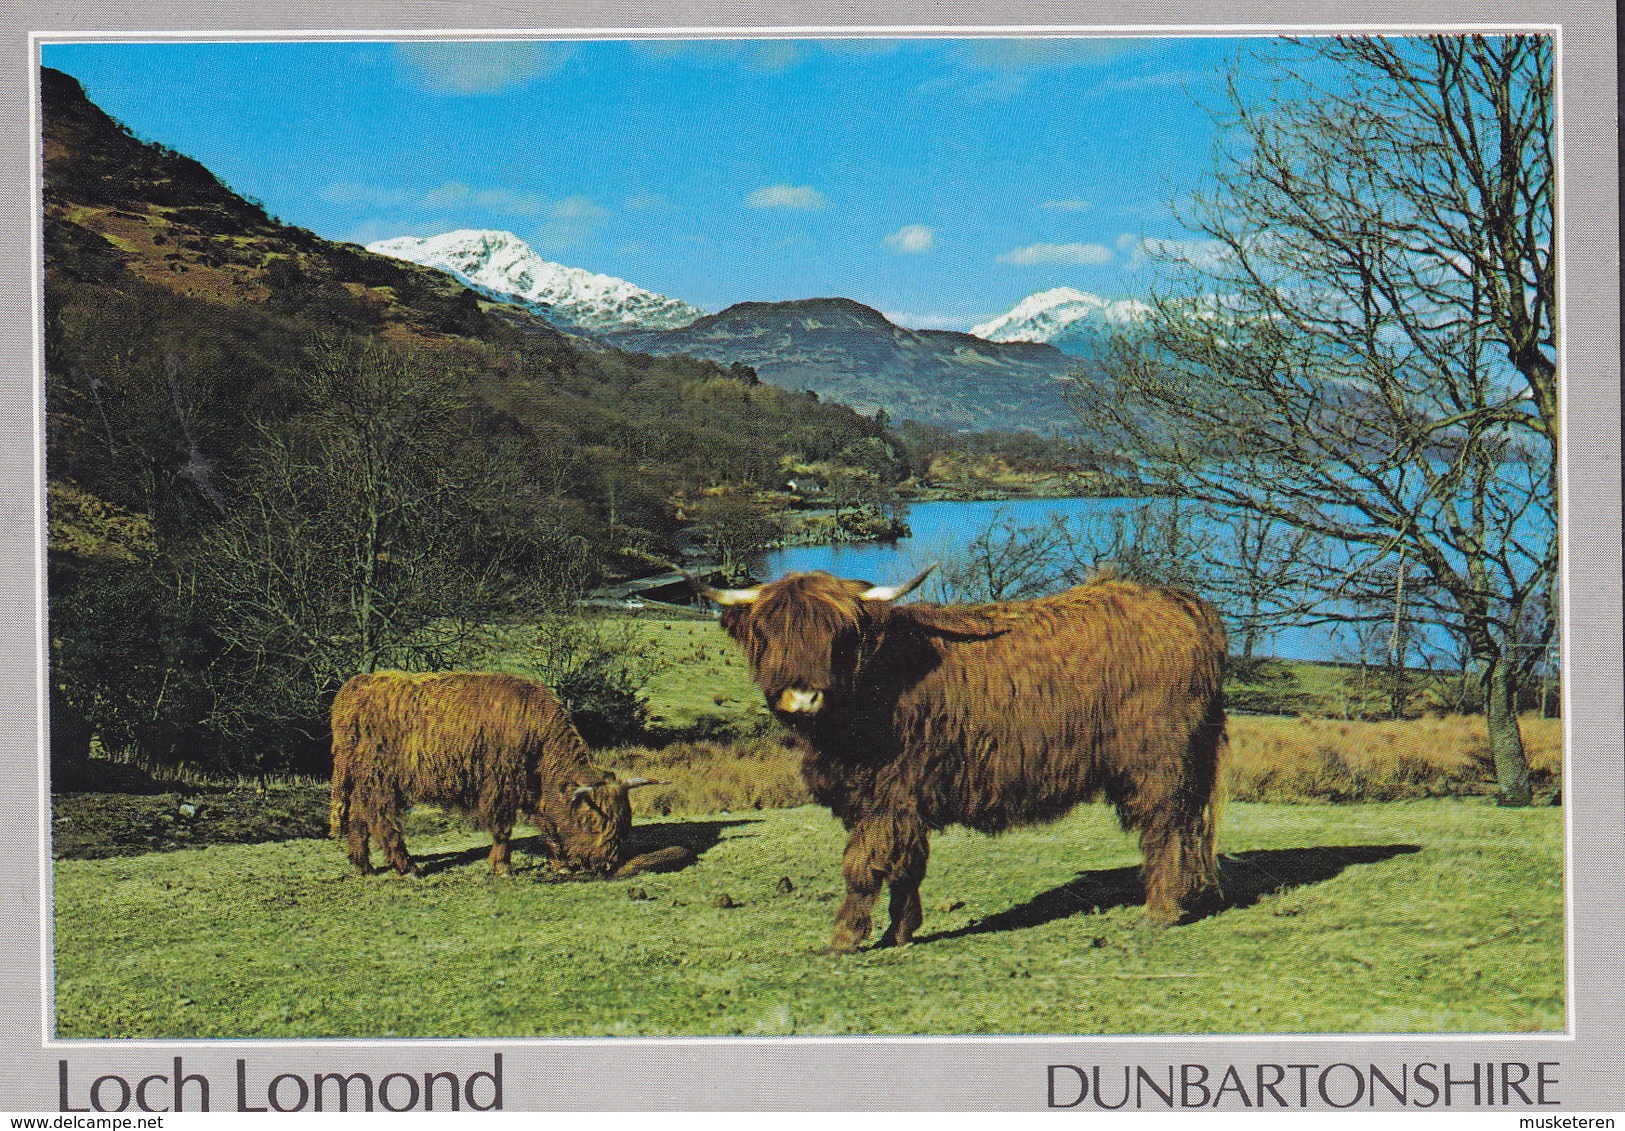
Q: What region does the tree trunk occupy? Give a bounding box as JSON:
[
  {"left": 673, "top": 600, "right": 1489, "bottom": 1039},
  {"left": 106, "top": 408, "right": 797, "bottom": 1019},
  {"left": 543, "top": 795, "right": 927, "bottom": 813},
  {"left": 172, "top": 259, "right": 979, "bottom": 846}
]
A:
[
  {"left": 358, "top": 504, "right": 381, "bottom": 674},
  {"left": 1484, "top": 654, "right": 1531, "bottom": 805}
]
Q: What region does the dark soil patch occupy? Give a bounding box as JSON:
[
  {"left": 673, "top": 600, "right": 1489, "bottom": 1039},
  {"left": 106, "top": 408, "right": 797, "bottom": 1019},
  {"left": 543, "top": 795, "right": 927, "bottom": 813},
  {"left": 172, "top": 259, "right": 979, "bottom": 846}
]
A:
[
  {"left": 51, "top": 779, "right": 746, "bottom": 869},
  {"left": 51, "top": 782, "right": 331, "bottom": 860}
]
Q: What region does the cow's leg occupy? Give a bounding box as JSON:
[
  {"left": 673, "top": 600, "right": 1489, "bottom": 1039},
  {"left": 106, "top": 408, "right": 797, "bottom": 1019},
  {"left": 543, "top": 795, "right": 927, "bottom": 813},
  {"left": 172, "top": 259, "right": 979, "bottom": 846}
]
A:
[
  {"left": 345, "top": 788, "right": 373, "bottom": 875},
  {"left": 878, "top": 820, "right": 930, "bottom": 948},
  {"left": 833, "top": 813, "right": 927, "bottom": 951},
  {"left": 366, "top": 786, "right": 418, "bottom": 877},
  {"left": 831, "top": 820, "right": 891, "bottom": 952},
  {"left": 1143, "top": 721, "right": 1224, "bottom": 922},
  {"left": 488, "top": 826, "right": 513, "bottom": 875},
  {"left": 1137, "top": 818, "right": 1185, "bottom": 924},
  {"left": 1134, "top": 798, "right": 1219, "bottom": 924}
]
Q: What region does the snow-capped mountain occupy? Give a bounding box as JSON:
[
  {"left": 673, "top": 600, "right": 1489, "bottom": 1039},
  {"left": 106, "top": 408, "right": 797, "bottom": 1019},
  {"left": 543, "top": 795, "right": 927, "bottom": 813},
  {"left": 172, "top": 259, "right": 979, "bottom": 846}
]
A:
[
  {"left": 366, "top": 229, "right": 705, "bottom": 337},
  {"left": 970, "top": 287, "right": 1149, "bottom": 346}
]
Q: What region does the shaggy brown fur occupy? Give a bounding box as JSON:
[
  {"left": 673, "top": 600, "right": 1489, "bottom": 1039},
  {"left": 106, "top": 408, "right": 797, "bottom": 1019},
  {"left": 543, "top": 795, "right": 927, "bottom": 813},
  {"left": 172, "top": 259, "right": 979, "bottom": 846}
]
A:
[
  {"left": 329, "top": 671, "right": 637, "bottom": 876},
  {"left": 716, "top": 571, "right": 1227, "bottom": 951}
]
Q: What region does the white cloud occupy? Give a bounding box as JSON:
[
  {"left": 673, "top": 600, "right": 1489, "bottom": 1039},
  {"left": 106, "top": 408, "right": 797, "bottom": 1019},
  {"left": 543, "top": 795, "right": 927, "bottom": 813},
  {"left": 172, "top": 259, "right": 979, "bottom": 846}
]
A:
[
  {"left": 998, "top": 241, "right": 1114, "bottom": 266},
  {"left": 532, "top": 196, "right": 613, "bottom": 250},
  {"left": 747, "top": 184, "right": 828, "bottom": 211},
  {"left": 633, "top": 41, "right": 804, "bottom": 71},
  {"left": 750, "top": 42, "right": 803, "bottom": 73},
  {"left": 1125, "top": 236, "right": 1232, "bottom": 271},
  {"left": 1042, "top": 199, "right": 1092, "bottom": 212},
  {"left": 1109, "top": 68, "right": 1210, "bottom": 93},
  {"left": 339, "top": 217, "right": 447, "bottom": 247},
  {"left": 394, "top": 41, "right": 571, "bottom": 95},
  {"left": 551, "top": 195, "right": 609, "bottom": 220},
  {"left": 323, "top": 180, "right": 612, "bottom": 249},
  {"left": 885, "top": 224, "right": 936, "bottom": 254},
  {"left": 428, "top": 183, "right": 552, "bottom": 215},
  {"left": 323, "top": 181, "right": 552, "bottom": 217},
  {"left": 321, "top": 182, "right": 417, "bottom": 209}
]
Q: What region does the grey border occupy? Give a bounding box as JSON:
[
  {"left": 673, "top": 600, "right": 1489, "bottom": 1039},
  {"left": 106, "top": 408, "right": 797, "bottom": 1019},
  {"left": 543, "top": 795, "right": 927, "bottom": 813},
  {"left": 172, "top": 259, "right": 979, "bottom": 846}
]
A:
[{"left": 5, "top": 2, "right": 1618, "bottom": 1112}]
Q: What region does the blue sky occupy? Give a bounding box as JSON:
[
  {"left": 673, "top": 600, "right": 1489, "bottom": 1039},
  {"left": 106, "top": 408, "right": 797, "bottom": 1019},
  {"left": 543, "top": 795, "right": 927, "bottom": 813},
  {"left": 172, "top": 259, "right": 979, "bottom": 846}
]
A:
[{"left": 43, "top": 37, "right": 1254, "bottom": 330}]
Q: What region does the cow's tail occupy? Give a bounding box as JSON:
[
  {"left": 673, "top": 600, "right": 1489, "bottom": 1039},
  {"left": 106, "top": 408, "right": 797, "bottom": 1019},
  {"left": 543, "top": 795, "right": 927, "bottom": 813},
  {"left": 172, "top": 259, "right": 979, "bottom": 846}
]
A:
[
  {"left": 329, "top": 691, "right": 357, "bottom": 840},
  {"left": 1195, "top": 695, "right": 1228, "bottom": 899}
]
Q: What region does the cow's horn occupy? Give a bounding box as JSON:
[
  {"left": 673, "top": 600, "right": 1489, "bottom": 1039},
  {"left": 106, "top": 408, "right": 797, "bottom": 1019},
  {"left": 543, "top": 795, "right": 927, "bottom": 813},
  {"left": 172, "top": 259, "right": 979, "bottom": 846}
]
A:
[
  {"left": 860, "top": 563, "right": 937, "bottom": 602},
  {"left": 572, "top": 785, "right": 595, "bottom": 800},
  {"left": 681, "top": 569, "right": 762, "bottom": 607},
  {"left": 621, "top": 777, "right": 667, "bottom": 790}
]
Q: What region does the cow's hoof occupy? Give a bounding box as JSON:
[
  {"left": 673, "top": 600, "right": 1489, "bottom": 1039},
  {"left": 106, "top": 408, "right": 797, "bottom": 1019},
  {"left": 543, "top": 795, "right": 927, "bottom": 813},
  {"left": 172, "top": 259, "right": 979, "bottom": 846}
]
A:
[{"left": 829, "top": 925, "right": 868, "bottom": 953}]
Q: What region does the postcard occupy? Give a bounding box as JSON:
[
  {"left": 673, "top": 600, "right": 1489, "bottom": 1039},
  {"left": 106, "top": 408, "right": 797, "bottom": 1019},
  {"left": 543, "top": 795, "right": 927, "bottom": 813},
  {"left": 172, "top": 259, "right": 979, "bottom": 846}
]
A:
[{"left": 4, "top": 0, "right": 1620, "bottom": 1113}]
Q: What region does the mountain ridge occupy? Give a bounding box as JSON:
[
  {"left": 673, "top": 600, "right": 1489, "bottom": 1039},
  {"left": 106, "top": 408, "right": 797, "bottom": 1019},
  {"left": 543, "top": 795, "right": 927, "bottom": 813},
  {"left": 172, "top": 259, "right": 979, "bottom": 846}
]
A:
[
  {"left": 367, "top": 228, "right": 706, "bottom": 337},
  {"left": 613, "top": 295, "right": 1082, "bottom": 433}
]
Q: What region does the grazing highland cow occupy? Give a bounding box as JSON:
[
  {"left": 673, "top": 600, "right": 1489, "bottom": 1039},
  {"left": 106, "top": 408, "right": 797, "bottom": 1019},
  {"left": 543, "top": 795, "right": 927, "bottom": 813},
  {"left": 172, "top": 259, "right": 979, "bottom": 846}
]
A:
[
  {"left": 697, "top": 567, "right": 1227, "bottom": 951},
  {"left": 329, "top": 671, "right": 658, "bottom": 876}
]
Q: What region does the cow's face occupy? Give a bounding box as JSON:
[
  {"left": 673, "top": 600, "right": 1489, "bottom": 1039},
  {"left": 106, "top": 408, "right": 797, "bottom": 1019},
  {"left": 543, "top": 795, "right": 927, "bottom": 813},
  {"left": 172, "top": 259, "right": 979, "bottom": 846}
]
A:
[
  {"left": 709, "top": 567, "right": 934, "bottom": 722},
  {"left": 549, "top": 775, "right": 635, "bottom": 873}
]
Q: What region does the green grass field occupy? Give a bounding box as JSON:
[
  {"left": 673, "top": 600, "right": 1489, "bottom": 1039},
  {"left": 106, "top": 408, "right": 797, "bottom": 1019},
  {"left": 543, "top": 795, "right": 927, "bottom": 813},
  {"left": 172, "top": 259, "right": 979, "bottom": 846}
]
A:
[
  {"left": 622, "top": 612, "right": 766, "bottom": 733},
  {"left": 53, "top": 608, "right": 1564, "bottom": 1038},
  {"left": 54, "top": 797, "right": 1563, "bottom": 1038}
]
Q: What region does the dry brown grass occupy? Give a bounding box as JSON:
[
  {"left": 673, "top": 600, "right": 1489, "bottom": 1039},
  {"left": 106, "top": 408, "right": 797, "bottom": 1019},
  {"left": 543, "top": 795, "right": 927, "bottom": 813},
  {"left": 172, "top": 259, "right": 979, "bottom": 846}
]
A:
[
  {"left": 606, "top": 734, "right": 810, "bottom": 818},
  {"left": 603, "top": 713, "right": 1563, "bottom": 818},
  {"left": 1225, "top": 712, "right": 1562, "bottom": 803}
]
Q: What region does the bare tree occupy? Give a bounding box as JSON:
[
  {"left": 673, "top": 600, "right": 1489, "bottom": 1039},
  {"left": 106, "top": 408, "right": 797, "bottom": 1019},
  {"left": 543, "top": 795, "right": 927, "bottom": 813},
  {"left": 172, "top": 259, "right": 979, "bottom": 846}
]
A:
[
  {"left": 198, "top": 338, "right": 496, "bottom": 751},
  {"left": 931, "top": 510, "right": 1084, "bottom": 603},
  {"left": 1088, "top": 35, "right": 1555, "bottom": 803},
  {"left": 691, "top": 494, "right": 781, "bottom": 583}
]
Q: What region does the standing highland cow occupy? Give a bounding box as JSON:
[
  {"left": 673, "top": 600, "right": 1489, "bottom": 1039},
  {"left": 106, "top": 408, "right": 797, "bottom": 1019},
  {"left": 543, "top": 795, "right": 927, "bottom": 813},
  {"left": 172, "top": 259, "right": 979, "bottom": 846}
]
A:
[
  {"left": 329, "top": 671, "right": 657, "bottom": 876},
  {"left": 697, "top": 567, "right": 1227, "bottom": 951}
]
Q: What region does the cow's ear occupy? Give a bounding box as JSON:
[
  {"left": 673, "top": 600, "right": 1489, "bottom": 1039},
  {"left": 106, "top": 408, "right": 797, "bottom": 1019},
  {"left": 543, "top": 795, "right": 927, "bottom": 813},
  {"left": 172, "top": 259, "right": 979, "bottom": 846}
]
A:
[
  {"left": 718, "top": 605, "right": 750, "bottom": 638},
  {"left": 902, "top": 605, "right": 1007, "bottom": 641}
]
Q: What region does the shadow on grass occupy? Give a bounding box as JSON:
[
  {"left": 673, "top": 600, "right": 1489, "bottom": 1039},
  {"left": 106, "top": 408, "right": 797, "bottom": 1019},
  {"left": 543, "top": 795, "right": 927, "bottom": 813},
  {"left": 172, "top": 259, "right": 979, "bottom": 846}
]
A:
[
  {"left": 411, "top": 817, "right": 758, "bottom": 879},
  {"left": 622, "top": 817, "right": 757, "bottom": 860},
  {"left": 913, "top": 843, "right": 1421, "bottom": 945}
]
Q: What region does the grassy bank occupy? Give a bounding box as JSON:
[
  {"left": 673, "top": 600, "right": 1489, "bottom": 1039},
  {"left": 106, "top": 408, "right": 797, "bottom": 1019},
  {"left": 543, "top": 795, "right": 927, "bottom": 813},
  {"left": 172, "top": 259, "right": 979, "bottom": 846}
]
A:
[{"left": 53, "top": 797, "right": 1563, "bottom": 1037}]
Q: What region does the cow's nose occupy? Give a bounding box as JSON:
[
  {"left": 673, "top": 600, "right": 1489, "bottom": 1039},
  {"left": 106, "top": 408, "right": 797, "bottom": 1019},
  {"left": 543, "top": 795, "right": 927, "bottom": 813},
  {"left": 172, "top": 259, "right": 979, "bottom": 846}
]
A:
[{"left": 775, "top": 688, "right": 824, "bottom": 714}]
